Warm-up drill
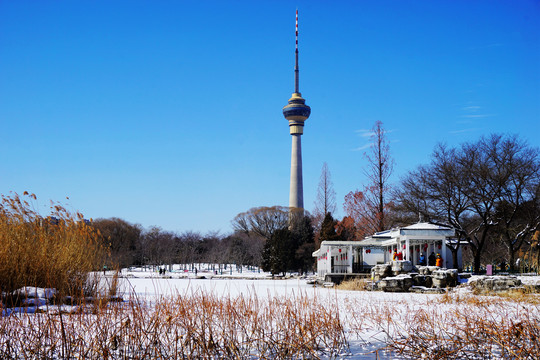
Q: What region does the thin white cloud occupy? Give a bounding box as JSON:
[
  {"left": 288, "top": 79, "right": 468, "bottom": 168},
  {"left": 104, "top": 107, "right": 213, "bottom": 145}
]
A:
[
  {"left": 351, "top": 143, "right": 372, "bottom": 151},
  {"left": 468, "top": 43, "right": 504, "bottom": 51},
  {"left": 450, "top": 128, "right": 479, "bottom": 134},
  {"left": 353, "top": 125, "right": 397, "bottom": 151},
  {"left": 460, "top": 114, "right": 494, "bottom": 118},
  {"left": 355, "top": 129, "right": 374, "bottom": 138},
  {"left": 462, "top": 105, "right": 481, "bottom": 112},
  {"left": 355, "top": 128, "right": 397, "bottom": 137}
]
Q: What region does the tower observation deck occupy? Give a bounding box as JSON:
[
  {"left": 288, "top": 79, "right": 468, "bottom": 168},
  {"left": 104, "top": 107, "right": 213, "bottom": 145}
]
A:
[{"left": 282, "top": 10, "right": 310, "bottom": 209}]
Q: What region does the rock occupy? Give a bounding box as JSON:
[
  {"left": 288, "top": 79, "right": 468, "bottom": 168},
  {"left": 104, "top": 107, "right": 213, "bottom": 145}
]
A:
[
  {"left": 370, "top": 262, "right": 460, "bottom": 289},
  {"left": 14, "top": 287, "right": 56, "bottom": 300},
  {"left": 371, "top": 264, "right": 392, "bottom": 282},
  {"left": 432, "top": 269, "right": 452, "bottom": 288},
  {"left": 469, "top": 276, "right": 522, "bottom": 292},
  {"left": 391, "top": 260, "right": 413, "bottom": 274},
  {"left": 22, "top": 297, "right": 48, "bottom": 307},
  {"left": 378, "top": 274, "right": 413, "bottom": 292},
  {"left": 410, "top": 286, "right": 446, "bottom": 294},
  {"left": 411, "top": 274, "right": 432, "bottom": 287},
  {"left": 37, "top": 304, "right": 81, "bottom": 315},
  {"left": 445, "top": 269, "right": 459, "bottom": 287},
  {"left": 417, "top": 266, "right": 441, "bottom": 275}
]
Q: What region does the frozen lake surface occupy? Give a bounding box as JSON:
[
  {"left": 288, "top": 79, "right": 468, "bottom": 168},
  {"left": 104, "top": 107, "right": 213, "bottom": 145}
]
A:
[
  {"left": 120, "top": 274, "right": 446, "bottom": 359},
  {"left": 5, "top": 266, "right": 538, "bottom": 359}
]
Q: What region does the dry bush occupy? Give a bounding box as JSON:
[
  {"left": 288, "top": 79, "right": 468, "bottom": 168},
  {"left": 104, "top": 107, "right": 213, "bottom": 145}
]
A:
[
  {"left": 340, "top": 291, "right": 540, "bottom": 359},
  {"left": 494, "top": 289, "right": 540, "bottom": 305},
  {"left": 388, "top": 305, "right": 540, "bottom": 359},
  {"left": 0, "top": 192, "right": 105, "bottom": 298},
  {"left": 441, "top": 286, "right": 540, "bottom": 306},
  {"left": 336, "top": 277, "right": 370, "bottom": 291},
  {"left": 0, "top": 290, "right": 350, "bottom": 359},
  {"left": 384, "top": 293, "right": 540, "bottom": 359},
  {"left": 2, "top": 284, "right": 539, "bottom": 358}
]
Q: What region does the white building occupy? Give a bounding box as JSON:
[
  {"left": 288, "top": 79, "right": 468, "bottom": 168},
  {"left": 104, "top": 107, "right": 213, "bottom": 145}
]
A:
[{"left": 312, "top": 222, "right": 463, "bottom": 279}]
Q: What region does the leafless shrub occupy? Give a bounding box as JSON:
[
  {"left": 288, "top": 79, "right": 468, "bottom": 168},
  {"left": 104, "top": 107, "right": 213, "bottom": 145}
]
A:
[
  {"left": 336, "top": 278, "right": 370, "bottom": 291},
  {"left": 387, "top": 293, "right": 540, "bottom": 359},
  {"left": 0, "top": 289, "right": 349, "bottom": 359}
]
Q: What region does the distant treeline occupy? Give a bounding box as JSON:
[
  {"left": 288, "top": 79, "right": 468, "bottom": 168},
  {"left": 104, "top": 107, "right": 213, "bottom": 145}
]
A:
[
  {"left": 91, "top": 218, "right": 265, "bottom": 270},
  {"left": 92, "top": 207, "right": 316, "bottom": 276}
]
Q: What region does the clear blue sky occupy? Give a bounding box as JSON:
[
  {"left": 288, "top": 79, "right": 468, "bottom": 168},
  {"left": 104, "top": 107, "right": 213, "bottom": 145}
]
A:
[{"left": 1, "top": 0, "right": 539, "bottom": 234}]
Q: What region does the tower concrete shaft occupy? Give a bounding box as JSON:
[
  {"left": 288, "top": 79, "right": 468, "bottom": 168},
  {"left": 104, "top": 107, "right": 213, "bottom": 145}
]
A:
[
  {"left": 282, "top": 9, "right": 310, "bottom": 210},
  {"left": 289, "top": 134, "right": 303, "bottom": 208}
]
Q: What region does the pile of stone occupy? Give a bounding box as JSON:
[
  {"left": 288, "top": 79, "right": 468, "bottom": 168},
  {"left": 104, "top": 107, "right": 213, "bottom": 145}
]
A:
[
  {"left": 377, "top": 274, "right": 414, "bottom": 292},
  {"left": 369, "top": 261, "right": 531, "bottom": 294},
  {"left": 371, "top": 261, "right": 460, "bottom": 293},
  {"left": 371, "top": 264, "right": 393, "bottom": 282},
  {"left": 468, "top": 276, "right": 522, "bottom": 293}
]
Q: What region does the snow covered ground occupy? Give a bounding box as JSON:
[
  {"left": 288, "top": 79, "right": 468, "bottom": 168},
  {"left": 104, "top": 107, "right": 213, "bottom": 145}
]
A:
[
  {"left": 114, "top": 266, "right": 540, "bottom": 359},
  {"left": 3, "top": 265, "right": 540, "bottom": 359}
]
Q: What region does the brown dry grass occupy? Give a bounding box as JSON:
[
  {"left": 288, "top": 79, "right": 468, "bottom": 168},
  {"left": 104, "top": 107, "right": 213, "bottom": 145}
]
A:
[
  {"left": 0, "top": 192, "right": 105, "bottom": 299},
  {"left": 388, "top": 303, "right": 540, "bottom": 359},
  {"left": 335, "top": 278, "right": 370, "bottom": 291},
  {"left": 0, "top": 290, "right": 349, "bottom": 359},
  {"left": 1, "top": 283, "right": 539, "bottom": 359},
  {"left": 377, "top": 291, "right": 540, "bottom": 359}
]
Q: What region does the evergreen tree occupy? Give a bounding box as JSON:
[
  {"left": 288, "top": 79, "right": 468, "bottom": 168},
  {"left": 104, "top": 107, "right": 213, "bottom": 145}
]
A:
[
  {"left": 319, "top": 212, "right": 339, "bottom": 245},
  {"left": 262, "top": 228, "right": 294, "bottom": 275},
  {"left": 291, "top": 215, "right": 315, "bottom": 274},
  {"left": 261, "top": 214, "right": 316, "bottom": 275}
]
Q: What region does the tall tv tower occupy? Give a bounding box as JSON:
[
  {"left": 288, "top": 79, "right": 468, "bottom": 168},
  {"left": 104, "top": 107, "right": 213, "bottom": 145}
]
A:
[{"left": 283, "top": 10, "right": 311, "bottom": 209}]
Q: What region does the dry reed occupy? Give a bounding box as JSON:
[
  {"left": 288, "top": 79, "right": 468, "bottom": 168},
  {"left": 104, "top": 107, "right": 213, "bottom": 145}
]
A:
[
  {"left": 2, "top": 284, "right": 539, "bottom": 359},
  {"left": 0, "top": 289, "right": 349, "bottom": 359},
  {"left": 0, "top": 192, "right": 105, "bottom": 300},
  {"left": 386, "top": 292, "right": 540, "bottom": 359},
  {"left": 335, "top": 278, "right": 370, "bottom": 291}
]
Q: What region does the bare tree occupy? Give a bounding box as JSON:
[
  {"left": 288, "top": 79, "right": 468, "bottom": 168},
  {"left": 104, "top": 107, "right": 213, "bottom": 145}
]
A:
[
  {"left": 224, "top": 231, "right": 265, "bottom": 267},
  {"left": 395, "top": 144, "right": 471, "bottom": 269},
  {"left": 396, "top": 134, "right": 540, "bottom": 273},
  {"left": 364, "top": 120, "right": 394, "bottom": 232},
  {"left": 140, "top": 226, "right": 176, "bottom": 269},
  {"left": 342, "top": 121, "right": 394, "bottom": 239},
  {"left": 313, "top": 162, "right": 336, "bottom": 230},
  {"left": 231, "top": 206, "right": 289, "bottom": 240},
  {"left": 176, "top": 231, "right": 202, "bottom": 267},
  {"left": 493, "top": 137, "right": 540, "bottom": 271},
  {"left": 91, "top": 217, "right": 142, "bottom": 268},
  {"left": 458, "top": 135, "right": 518, "bottom": 273}
]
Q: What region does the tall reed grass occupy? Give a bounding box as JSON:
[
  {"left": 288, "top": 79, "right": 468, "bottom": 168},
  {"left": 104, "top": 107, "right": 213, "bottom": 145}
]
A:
[
  {"left": 388, "top": 296, "right": 540, "bottom": 359},
  {"left": 0, "top": 290, "right": 349, "bottom": 359},
  {"left": 1, "top": 283, "right": 539, "bottom": 359},
  {"left": 0, "top": 193, "right": 105, "bottom": 299},
  {"left": 342, "top": 291, "right": 540, "bottom": 359}
]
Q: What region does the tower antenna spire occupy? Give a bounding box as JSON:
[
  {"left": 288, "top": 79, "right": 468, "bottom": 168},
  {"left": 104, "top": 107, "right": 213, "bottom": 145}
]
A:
[
  {"left": 295, "top": 9, "right": 299, "bottom": 94},
  {"left": 283, "top": 9, "right": 310, "bottom": 210}
]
